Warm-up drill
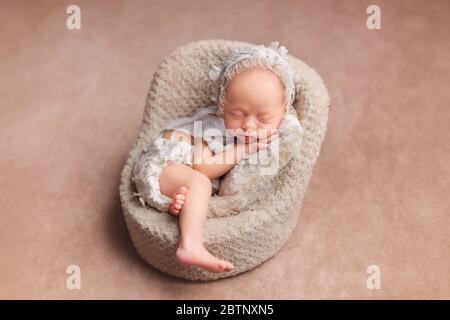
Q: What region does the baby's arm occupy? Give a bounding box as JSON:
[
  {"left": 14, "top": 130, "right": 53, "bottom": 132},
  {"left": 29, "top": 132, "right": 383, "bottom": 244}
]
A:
[
  {"left": 192, "top": 134, "right": 276, "bottom": 180},
  {"left": 192, "top": 139, "right": 246, "bottom": 180}
]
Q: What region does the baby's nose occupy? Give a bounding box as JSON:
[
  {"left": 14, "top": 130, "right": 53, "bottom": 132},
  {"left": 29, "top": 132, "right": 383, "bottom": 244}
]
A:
[{"left": 242, "top": 117, "right": 257, "bottom": 131}]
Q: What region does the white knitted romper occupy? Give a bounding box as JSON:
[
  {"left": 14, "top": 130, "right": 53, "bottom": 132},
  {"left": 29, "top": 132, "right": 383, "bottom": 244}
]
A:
[
  {"left": 131, "top": 132, "right": 195, "bottom": 212},
  {"left": 131, "top": 105, "right": 232, "bottom": 212}
]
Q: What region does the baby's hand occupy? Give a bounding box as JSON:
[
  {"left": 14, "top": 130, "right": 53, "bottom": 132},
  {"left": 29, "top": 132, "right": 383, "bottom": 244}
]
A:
[
  {"left": 258, "top": 128, "right": 280, "bottom": 143},
  {"left": 244, "top": 129, "right": 279, "bottom": 156}
]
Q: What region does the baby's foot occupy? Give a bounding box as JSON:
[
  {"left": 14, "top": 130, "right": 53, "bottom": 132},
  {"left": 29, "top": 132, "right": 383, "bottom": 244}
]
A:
[
  {"left": 168, "top": 186, "right": 188, "bottom": 216},
  {"left": 176, "top": 242, "right": 235, "bottom": 273}
]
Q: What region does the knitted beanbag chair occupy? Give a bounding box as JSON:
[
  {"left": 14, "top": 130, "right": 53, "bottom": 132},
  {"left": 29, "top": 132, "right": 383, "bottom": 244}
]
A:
[{"left": 119, "top": 40, "right": 329, "bottom": 281}]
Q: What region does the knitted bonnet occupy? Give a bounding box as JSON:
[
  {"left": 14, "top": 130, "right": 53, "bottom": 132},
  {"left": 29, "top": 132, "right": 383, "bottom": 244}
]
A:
[{"left": 208, "top": 41, "right": 297, "bottom": 117}]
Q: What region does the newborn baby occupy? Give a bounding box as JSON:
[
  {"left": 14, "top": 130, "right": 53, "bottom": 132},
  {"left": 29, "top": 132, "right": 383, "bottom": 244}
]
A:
[{"left": 132, "top": 42, "right": 297, "bottom": 273}]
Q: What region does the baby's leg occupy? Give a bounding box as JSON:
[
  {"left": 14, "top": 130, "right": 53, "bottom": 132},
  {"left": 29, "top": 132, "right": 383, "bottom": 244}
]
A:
[{"left": 159, "top": 163, "right": 234, "bottom": 273}]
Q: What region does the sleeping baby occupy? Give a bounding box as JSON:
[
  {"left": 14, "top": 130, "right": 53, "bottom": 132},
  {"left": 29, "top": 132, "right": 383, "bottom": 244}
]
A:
[{"left": 132, "top": 42, "right": 297, "bottom": 273}]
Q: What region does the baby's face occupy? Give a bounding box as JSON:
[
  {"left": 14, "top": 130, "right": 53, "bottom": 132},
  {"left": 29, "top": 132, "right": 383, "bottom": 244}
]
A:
[{"left": 223, "top": 68, "right": 285, "bottom": 143}]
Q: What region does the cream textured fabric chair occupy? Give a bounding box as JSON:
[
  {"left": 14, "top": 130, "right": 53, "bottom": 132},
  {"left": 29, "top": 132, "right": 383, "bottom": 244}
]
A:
[{"left": 119, "top": 39, "right": 330, "bottom": 281}]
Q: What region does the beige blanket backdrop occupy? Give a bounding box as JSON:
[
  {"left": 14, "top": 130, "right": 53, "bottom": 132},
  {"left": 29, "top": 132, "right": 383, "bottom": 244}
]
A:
[{"left": 0, "top": 0, "right": 448, "bottom": 299}]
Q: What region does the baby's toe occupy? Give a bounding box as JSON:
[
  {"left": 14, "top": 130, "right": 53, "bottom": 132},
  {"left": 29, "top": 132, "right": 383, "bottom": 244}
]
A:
[
  {"left": 217, "top": 261, "right": 227, "bottom": 271},
  {"left": 179, "top": 186, "right": 188, "bottom": 193},
  {"left": 175, "top": 194, "right": 185, "bottom": 201},
  {"left": 168, "top": 206, "right": 180, "bottom": 216}
]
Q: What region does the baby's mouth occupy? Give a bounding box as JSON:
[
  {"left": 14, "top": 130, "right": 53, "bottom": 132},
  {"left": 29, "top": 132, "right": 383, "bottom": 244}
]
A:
[
  {"left": 227, "top": 129, "right": 260, "bottom": 143},
  {"left": 237, "top": 132, "right": 258, "bottom": 143}
]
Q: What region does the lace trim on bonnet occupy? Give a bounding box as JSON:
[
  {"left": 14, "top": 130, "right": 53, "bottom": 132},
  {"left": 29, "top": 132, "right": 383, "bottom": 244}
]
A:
[{"left": 208, "top": 41, "right": 297, "bottom": 117}]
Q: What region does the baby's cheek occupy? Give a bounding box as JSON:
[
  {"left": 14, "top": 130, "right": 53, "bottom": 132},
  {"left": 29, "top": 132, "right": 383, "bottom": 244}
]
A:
[
  {"left": 258, "top": 124, "right": 279, "bottom": 137},
  {"left": 224, "top": 119, "right": 241, "bottom": 132}
]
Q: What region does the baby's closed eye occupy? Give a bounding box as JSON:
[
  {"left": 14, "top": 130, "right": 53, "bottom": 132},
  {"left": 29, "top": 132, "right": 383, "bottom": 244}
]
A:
[
  {"left": 230, "top": 110, "right": 244, "bottom": 117},
  {"left": 258, "top": 115, "right": 275, "bottom": 122}
]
